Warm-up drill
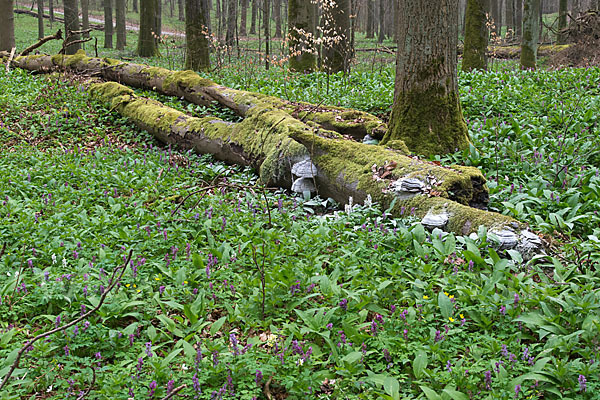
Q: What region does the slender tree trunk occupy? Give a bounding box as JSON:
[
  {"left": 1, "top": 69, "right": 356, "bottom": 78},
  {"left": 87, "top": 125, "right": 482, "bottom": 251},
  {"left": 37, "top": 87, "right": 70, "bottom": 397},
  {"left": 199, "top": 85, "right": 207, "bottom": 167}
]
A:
[
  {"left": 505, "top": 0, "right": 514, "bottom": 38},
  {"left": 116, "top": 0, "right": 126, "bottom": 49},
  {"left": 226, "top": 0, "right": 237, "bottom": 46},
  {"left": 557, "top": 0, "right": 567, "bottom": 43},
  {"left": 520, "top": 0, "right": 540, "bottom": 69},
  {"left": 323, "top": 0, "right": 351, "bottom": 72},
  {"left": 250, "top": 0, "right": 257, "bottom": 33},
  {"left": 185, "top": 0, "right": 210, "bottom": 70},
  {"left": 138, "top": 0, "right": 158, "bottom": 56},
  {"left": 203, "top": 0, "right": 211, "bottom": 31},
  {"left": 63, "top": 0, "right": 81, "bottom": 54},
  {"left": 490, "top": 0, "right": 500, "bottom": 37},
  {"left": 104, "top": 0, "right": 113, "bottom": 48},
  {"left": 366, "top": 0, "right": 374, "bottom": 38},
  {"left": 288, "top": 0, "right": 316, "bottom": 71},
  {"left": 169, "top": 0, "right": 174, "bottom": 17},
  {"left": 515, "top": 0, "right": 522, "bottom": 37},
  {"left": 264, "top": 0, "right": 270, "bottom": 69},
  {"left": 462, "top": 0, "right": 489, "bottom": 71},
  {"left": 81, "top": 0, "right": 90, "bottom": 37},
  {"left": 133, "top": 0, "right": 138, "bottom": 12},
  {"left": 273, "top": 0, "right": 281, "bottom": 37},
  {"left": 458, "top": 0, "right": 466, "bottom": 36},
  {"left": 498, "top": 0, "right": 503, "bottom": 38},
  {"left": 49, "top": 0, "right": 54, "bottom": 23},
  {"left": 240, "top": 0, "right": 247, "bottom": 35},
  {"left": 0, "top": 0, "right": 15, "bottom": 52},
  {"left": 156, "top": 0, "right": 162, "bottom": 37},
  {"left": 38, "top": 0, "right": 45, "bottom": 39},
  {"left": 178, "top": 0, "right": 184, "bottom": 20},
  {"left": 383, "top": 0, "right": 470, "bottom": 156},
  {"left": 377, "top": 0, "right": 384, "bottom": 43}
]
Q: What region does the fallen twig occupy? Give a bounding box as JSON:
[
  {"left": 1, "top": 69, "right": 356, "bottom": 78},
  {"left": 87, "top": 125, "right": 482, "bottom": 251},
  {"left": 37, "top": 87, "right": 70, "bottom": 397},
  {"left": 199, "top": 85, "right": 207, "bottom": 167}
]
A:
[
  {"left": 20, "top": 30, "right": 62, "bottom": 56},
  {"left": 5, "top": 48, "right": 16, "bottom": 72},
  {"left": 0, "top": 249, "right": 134, "bottom": 391},
  {"left": 160, "top": 384, "right": 187, "bottom": 400}
]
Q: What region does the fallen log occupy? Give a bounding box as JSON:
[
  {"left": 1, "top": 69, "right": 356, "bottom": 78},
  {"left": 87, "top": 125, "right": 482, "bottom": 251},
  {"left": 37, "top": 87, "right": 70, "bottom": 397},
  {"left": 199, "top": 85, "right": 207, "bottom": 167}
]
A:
[
  {"left": 457, "top": 44, "right": 571, "bottom": 59},
  {"left": 11, "top": 52, "right": 388, "bottom": 140},
  {"left": 3, "top": 52, "right": 543, "bottom": 255},
  {"left": 14, "top": 8, "right": 104, "bottom": 30}
]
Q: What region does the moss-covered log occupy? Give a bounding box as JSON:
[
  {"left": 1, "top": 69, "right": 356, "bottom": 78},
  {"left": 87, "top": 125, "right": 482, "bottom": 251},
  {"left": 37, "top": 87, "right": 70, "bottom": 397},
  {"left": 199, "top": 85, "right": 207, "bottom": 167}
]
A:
[{"left": 11, "top": 51, "right": 386, "bottom": 140}]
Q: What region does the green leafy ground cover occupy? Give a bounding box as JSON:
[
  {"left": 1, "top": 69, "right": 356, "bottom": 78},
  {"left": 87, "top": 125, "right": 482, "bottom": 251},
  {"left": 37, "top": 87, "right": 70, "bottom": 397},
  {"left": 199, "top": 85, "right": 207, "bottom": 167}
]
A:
[{"left": 2, "top": 32, "right": 600, "bottom": 400}]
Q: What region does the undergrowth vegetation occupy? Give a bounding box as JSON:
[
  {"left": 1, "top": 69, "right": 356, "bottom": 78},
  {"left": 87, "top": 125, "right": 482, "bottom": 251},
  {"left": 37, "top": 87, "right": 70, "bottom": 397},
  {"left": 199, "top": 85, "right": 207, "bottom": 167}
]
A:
[{"left": 1, "top": 41, "right": 600, "bottom": 400}]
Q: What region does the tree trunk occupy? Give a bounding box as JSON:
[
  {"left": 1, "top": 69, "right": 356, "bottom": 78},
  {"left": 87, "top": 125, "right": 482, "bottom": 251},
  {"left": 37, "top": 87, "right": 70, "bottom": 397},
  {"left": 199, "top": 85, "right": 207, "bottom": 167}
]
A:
[
  {"left": 322, "top": 0, "right": 351, "bottom": 72},
  {"left": 462, "top": 0, "right": 489, "bottom": 71},
  {"left": 377, "top": 0, "right": 384, "bottom": 43},
  {"left": 49, "top": 0, "right": 54, "bottom": 23},
  {"left": 185, "top": 0, "right": 210, "bottom": 71},
  {"left": 116, "top": 0, "right": 126, "bottom": 49},
  {"left": 0, "top": 0, "right": 15, "bottom": 52},
  {"left": 366, "top": 0, "right": 374, "bottom": 38},
  {"left": 104, "top": 0, "right": 113, "bottom": 48},
  {"left": 133, "top": 0, "right": 138, "bottom": 12},
  {"left": 383, "top": 0, "right": 469, "bottom": 156},
  {"left": 226, "top": 0, "right": 237, "bottom": 46},
  {"left": 490, "top": 0, "right": 500, "bottom": 37},
  {"left": 250, "top": 0, "right": 257, "bottom": 33},
  {"left": 515, "top": 0, "right": 522, "bottom": 37},
  {"left": 573, "top": 0, "right": 580, "bottom": 17},
  {"left": 288, "top": 0, "right": 316, "bottom": 72},
  {"left": 505, "top": 0, "right": 514, "bottom": 38},
  {"left": 156, "top": 0, "right": 162, "bottom": 37},
  {"left": 264, "top": 0, "right": 270, "bottom": 68},
  {"left": 458, "top": 0, "right": 466, "bottom": 36},
  {"left": 178, "top": 0, "right": 185, "bottom": 20},
  {"left": 557, "top": 0, "right": 566, "bottom": 43},
  {"left": 520, "top": 0, "right": 539, "bottom": 69},
  {"left": 240, "top": 0, "right": 247, "bottom": 35},
  {"left": 273, "top": 0, "right": 281, "bottom": 37},
  {"left": 138, "top": 0, "right": 159, "bottom": 56},
  {"left": 38, "top": 0, "right": 45, "bottom": 39},
  {"left": 63, "top": 0, "right": 81, "bottom": 54},
  {"left": 81, "top": 0, "right": 90, "bottom": 38}
]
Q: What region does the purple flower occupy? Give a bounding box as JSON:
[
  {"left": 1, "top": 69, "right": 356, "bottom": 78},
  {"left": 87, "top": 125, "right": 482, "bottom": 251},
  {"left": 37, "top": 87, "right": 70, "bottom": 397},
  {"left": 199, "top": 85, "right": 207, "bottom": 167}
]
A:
[
  {"left": 83, "top": 321, "right": 90, "bottom": 331},
  {"left": 255, "top": 370, "right": 263, "bottom": 386},
  {"left": 434, "top": 330, "right": 444, "bottom": 342},
  {"left": 167, "top": 380, "right": 175, "bottom": 393},
  {"left": 579, "top": 374, "right": 587, "bottom": 392},
  {"left": 326, "top": 323, "right": 333, "bottom": 330},
  {"left": 514, "top": 384, "right": 521, "bottom": 398},
  {"left": 64, "top": 345, "right": 69, "bottom": 357},
  {"left": 514, "top": 293, "right": 520, "bottom": 306},
  {"left": 145, "top": 342, "right": 153, "bottom": 357},
  {"left": 484, "top": 370, "right": 492, "bottom": 390},
  {"left": 370, "top": 320, "right": 378, "bottom": 336},
  {"left": 290, "top": 280, "right": 301, "bottom": 295},
  {"left": 149, "top": 380, "right": 157, "bottom": 397},
  {"left": 446, "top": 360, "right": 452, "bottom": 373},
  {"left": 192, "top": 373, "right": 201, "bottom": 396},
  {"left": 500, "top": 305, "right": 507, "bottom": 316},
  {"left": 159, "top": 285, "right": 165, "bottom": 295},
  {"left": 339, "top": 298, "right": 348, "bottom": 310},
  {"left": 55, "top": 315, "right": 61, "bottom": 329}
]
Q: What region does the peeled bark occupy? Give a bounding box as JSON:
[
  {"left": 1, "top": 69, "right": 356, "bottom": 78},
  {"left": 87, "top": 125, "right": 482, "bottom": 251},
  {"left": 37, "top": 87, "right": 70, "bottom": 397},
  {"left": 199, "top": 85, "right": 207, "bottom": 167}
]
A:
[
  {"left": 116, "top": 0, "right": 126, "bottom": 49},
  {"left": 185, "top": 0, "right": 210, "bottom": 71},
  {"left": 288, "top": 0, "right": 317, "bottom": 72},
  {"left": 63, "top": 0, "right": 81, "bottom": 54},
  {"left": 383, "top": 0, "right": 469, "bottom": 156},
  {"left": 462, "top": 0, "right": 489, "bottom": 71},
  {"left": 520, "top": 0, "right": 539, "bottom": 69},
  {"left": 0, "top": 0, "right": 15, "bottom": 52}
]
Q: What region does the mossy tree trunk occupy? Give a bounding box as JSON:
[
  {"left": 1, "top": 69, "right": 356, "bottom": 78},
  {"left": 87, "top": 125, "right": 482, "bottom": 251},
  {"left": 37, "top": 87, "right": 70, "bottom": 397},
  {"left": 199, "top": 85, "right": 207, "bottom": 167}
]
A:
[
  {"left": 81, "top": 0, "right": 90, "bottom": 38},
  {"left": 520, "top": 0, "right": 539, "bottom": 69},
  {"left": 185, "top": 0, "right": 210, "bottom": 71},
  {"left": 138, "top": 0, "right": 159, "bottom": 56},
  {"left": 115, "top": 0, "right": 126, "bottom": 49},
  {"left": 322, "top": 0, "right": 351, "bottom": 73},
  {"left": 462, "top": 0, "right": 489, "bottom": 72},
  {"left": 382, "top": 0, "right": 470, "bottom": 157},
  {"left": 288, "top": 0, "right": 317, "bottom": 72},
  {"left": 515, "top": 0, "right": 523, "bottom": 37},
  {"left": 37, "top": 0, "right": 45, "bottom": 39},
  {"left": 63, "top": 0, "right": 81, "bottom": 54},
  {"left": 104, "top": 0, "right": 113, "bottom": 48},
  {"left": 0, "top": 0, "right": 15, "bottom": 52},
  {"left": 557, "top": 0, "right": 567, "bottom": 44}
]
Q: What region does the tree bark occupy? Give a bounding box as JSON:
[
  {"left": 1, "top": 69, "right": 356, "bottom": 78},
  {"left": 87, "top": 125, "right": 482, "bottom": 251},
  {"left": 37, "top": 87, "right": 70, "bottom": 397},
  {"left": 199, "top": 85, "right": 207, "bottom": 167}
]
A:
[
  {"left": 178, "top": 0, "right": 185, "bottom": 20},
  {"left": 322, "top": 0, "right": 351, "bottom": 73},
  {"left": 490, "top": 0, "right": 500, "bottom": 37},
  {"left": 138, "top": 0, "right": 159, "bottom": 56},
  {"left": 104, "top": 0, "right": 113, "bottom": 48},
  {"left": 520, "top": 0, "right": 539, "bottom": 69},
  {"left": 225, "top": 0, "right": 237, "bottom": 46},
  {"left": 462, "top": 0, "right": 489, "bottom": 71},
  {"left": 366, "top": 0, "right": 374, "bottom": 38},
  {"left": 273, "top": 0, "right": 281, "bottom": 37},
  {"left": 240, "top": 0, "right": 247, "bottom": 35},
  {"left": 250, "top": 0, "right": 257, "bottom": 33},
  {"left": 557, "top": 0, "right": 567, "bottom": 44},
  {"left": 81, "top": 0, "right": 90, "bottom": 37},
  {"left": 185, "top": 0, "right": 210, "bottom": 71},
  {"left": 383, "top": 0, "right": 469, "bottom": 156},
  {"left": 264, "top": 0, "right": 270, "bottom": 68},
  {"left": 38, "top": 0, "right": 45, "bottom": 39},
  {"left": 515, "top": 0, "right": 523, "bottom": 37},
  {"left": 133, "top": 0, "right": 138, "bottom": 12},
  {"left": 49, "top": 0, "right": 54, "bottom": 23},
  {"left": 63, "top": 0, "right": 81, "bottom": 54},
  {"left": 505, "top": 0, "right": 514, "bottom": 38},
  {"left": 156, "top": 0, "right": 162, "bottom": 37},
  {"left": 377, "top": 0, "right": 384, "bottom": 43},
  {"left": 288, "top": 0, "right": 316, "bottom": 72},
  {"left": 0, "top": 0, "right": 15, "bottom": 52},
  {"left": 115, "top": 0, "right": 126, "bottom": 49}
]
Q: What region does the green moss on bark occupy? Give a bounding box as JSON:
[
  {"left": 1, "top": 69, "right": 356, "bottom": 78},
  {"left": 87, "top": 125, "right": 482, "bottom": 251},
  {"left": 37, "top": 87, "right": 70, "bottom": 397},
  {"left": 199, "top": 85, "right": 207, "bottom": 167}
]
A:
[{"left": 462, "top": 0, "right": 488, "bottom": 72}]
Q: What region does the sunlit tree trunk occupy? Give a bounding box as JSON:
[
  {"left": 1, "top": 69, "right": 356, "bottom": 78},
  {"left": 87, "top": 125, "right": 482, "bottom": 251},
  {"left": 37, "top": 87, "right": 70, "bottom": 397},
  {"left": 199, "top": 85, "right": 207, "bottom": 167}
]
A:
[
  {"left": 288, "top": 0, "right": 316, "bottom": 71},
  {"left": 323, "top": 0, "right": 351, "bottom": 72},
  {"left": 462, "top": 0, "right": 489, "bottom": 71},
  {"left": 81, "top": 0, "right": 90, "bottom": 37},
  {"left": 382, "top": 0, "right": 470, "bottom": 156},
  {"left": 0, "top": 0, "right": 15, "bottom": 52},
  {"left": 64, "top": 0, "right": 81, "bottom": 54},
  {"left": 185, "top": 0, "right": 210, "bottom": 70},
  {"left": 104, "top": 0, "right": 114, "bottom": 48},
  {"left": 138, "top": 0, "right": 159, "bottom": 56},
  {"left": 116, "top": 0, "right": 126, "bottom": 49},
  {"left": 38, "top": 0, "right": 45, "bottom": 39},
  {"left": 520, "top": 0, "right": 539, "bottom": 69}
]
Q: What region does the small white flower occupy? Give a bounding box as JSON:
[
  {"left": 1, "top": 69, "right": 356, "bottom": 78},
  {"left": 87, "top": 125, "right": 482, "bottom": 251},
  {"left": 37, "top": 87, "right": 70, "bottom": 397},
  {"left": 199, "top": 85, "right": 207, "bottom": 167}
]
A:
[
  {"left": 52, "top": 254, "right": 57, "bottom": 264},
  {"left": 62, "top": 258, "right": 68, "bottom": 268},
  {"left": 365, "top": 194, "right": 373, "bottom": 208}
]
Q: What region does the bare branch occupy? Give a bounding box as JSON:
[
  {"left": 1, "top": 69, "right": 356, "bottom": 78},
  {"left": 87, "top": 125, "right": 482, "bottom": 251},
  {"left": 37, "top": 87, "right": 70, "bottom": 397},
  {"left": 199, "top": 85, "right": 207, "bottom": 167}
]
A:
[{"left": 160, "top": 384, "right": 187, "bottom": 400}]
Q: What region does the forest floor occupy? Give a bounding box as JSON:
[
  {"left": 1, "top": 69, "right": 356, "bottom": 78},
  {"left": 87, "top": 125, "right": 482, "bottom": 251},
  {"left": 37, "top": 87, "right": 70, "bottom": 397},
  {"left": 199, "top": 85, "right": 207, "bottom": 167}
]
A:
[{"left": 1, "top": 13, "right": 600, "bottom": 400}]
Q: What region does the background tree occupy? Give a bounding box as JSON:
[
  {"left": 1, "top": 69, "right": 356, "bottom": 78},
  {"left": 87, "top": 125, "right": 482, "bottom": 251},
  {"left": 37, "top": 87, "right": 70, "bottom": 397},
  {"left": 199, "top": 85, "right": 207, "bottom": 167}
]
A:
[
  {"left": 178, "top": 0, "right": 185, "bottom": 20},
  {"left": 104, "top": 0, "right": 114, "bottom": 48},
  {"left": 225, "top": 0, "right": 237, "bottom": 46},
  {"left": 557, "top": 0, "right": 567, "bottom": 44},
  {"left": 0, "top": 0, "right": 15, "bottom": 52},
  {"left": 365, "top": 0, "right": 374, "bottom": 38},
  {"left": 520, "top": 0, "right": 540, "bottom": 69},
  {"left": 288, "top": 0, "right": 316, "bottom": 72},
  {"left": 138, "top": 0, "right": 159, "bottom": 56},
  {"left": 462, "top": 0, "right": 489, "bottom": 71},
  {"left": 156, "top": 0, "right": 162, "bottom": 37},
  {"left": 505, "top": 0, "right": 514, "bottom": 38},
  {"left": 382, "top": 0, "right": 470, "bottom": 156},
  {"left": 132, "top": 0, "right": 138, "bottom": 13},
  {"left": 115, "top": 0, "right": 126, "bottom": 49},
  {"left": 240, "top": 0, "right": 248, "bottom": 35},
  {"left": 273, "top": 0, "right": 282, "bottom": 37},
  {"left": 185, "top": 0, "right": 210, "bottom": 70},
  {"left": 250, "top": 0, "right": 258, "bottom": 33},
  {"left": 63, "top": 0, "right": 81, "bottom": 54},
  {"left": 81, "top": 0, "right": 90, "bottom": 38},
  {"left": 37, "top": 0, "right": 44, "bottom": 39},
  {"left": 322, "top": 0, "right": 351, "bottom": 73},
  {"left": 515, "top": 0, "right": 523, "bottom": 37},
  {"left": 49, "top": 0, "right": 54, "bottom": 24}
]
